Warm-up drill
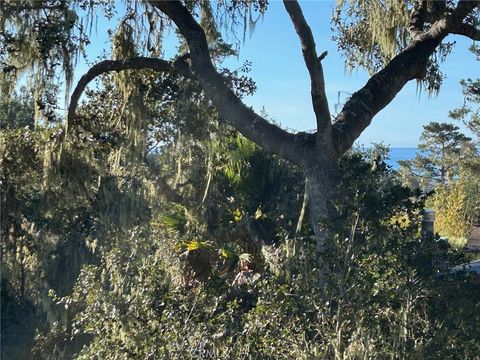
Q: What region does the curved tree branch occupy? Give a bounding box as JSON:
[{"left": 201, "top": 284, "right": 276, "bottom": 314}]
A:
[
  {"left": 67, "top": 57, "right": 181, "bottom": 129},
  {"left": 147, "top": 0, "right": 308, "bottom": 165},
  {"left": 333, "top": 1, "right": 479, "bottom": 155},
  {"left": 450, "top": 23, "right": 480, "bottom": 40},
  {"left": 332, "top": 28, "right": 447, "bottom": 154},
  {"left": 449, "top": 0, "right": 480, "bottom": 23},
  {"left": 283, "top": 0, "right": 332, "bottom": 150},
  {"left": 445, "top": 0, "right": 480, "bottom": 38},
  {"left": 67, "top": 57, "right": 190, "bottom": 205}
]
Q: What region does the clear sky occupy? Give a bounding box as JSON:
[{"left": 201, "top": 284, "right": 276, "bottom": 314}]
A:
[{"left": 74, "top": 0, "right": 479, "bottom": 148}]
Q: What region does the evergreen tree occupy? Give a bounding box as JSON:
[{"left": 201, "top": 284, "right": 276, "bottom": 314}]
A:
[{"left": 399, "top": 121, "right": 472, "bottom": 187}]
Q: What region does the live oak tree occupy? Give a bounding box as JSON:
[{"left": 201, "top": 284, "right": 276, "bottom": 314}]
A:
[{"left": 2, "top": 0, "right": 480, "bottom": 286}]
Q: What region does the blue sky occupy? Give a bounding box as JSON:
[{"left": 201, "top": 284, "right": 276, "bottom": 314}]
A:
[
  {"left": 75, "top": 0, "right": 479, "bottom": 147},
  {"left": 221, "top": 1, "right": 479, "bottom": 147}
]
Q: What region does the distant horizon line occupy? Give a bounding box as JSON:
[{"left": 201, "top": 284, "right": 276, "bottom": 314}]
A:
[
  {"left": 389, "top": 147, "right": 418, "bottom": 149},
  {"left": 356, "top": 146, "right": 418, "bottom": 149}
]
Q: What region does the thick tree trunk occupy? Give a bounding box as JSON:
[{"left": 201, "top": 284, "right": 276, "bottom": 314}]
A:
[{"left": 304, "top": 158, "right": 340, "bottom": 289}]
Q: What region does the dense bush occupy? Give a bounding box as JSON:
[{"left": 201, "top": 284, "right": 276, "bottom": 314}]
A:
[
  {"left": 2, "top": 87, "right": 479, "bottom": 360},
  {"left": 29, "top": 150, "right": 480, "bottom": 359}
]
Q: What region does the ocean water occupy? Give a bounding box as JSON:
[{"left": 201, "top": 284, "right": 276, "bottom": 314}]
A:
[{"left": 386, "top": 148, "right": 417, "bottom": 170}]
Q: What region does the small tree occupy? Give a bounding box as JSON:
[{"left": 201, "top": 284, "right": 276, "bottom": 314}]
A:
[
  {"left": 399, "top": 121, "right": 472, "bottom": 187},
  {"left": 427, "top": 180, "right": 471, "bottom": 246}
]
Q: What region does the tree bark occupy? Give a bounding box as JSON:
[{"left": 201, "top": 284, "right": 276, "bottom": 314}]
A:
[
  {"left": 304, "top": 157, "right": 340, "bottom": 289},
  {"left": 283, "top": 0, "right": 331, "bottom": 140},
  {"left": 67, "top": 0, "right": 480, "bottom": 292}
]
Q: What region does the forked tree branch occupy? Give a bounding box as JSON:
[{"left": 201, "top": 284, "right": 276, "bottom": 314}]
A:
[
  {"left": 283, "top": 0, "right": 332, "bottom": 148},
  {"left": 69, "top": 0, "right": 479, "bottom": 170},
  {"left": 148, "top": 0, "right": 309, "bottom": 165}
]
